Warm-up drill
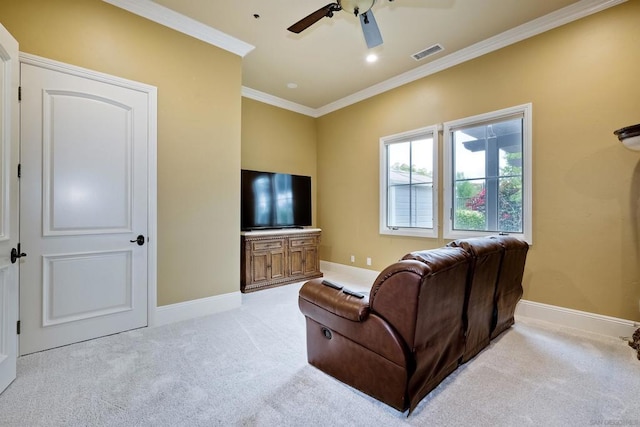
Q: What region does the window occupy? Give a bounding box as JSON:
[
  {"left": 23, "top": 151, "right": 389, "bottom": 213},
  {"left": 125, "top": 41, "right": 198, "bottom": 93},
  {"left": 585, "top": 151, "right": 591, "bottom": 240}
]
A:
[
  {"left": 443, "top": 104, "right": 532, "bottom": 243},
  {"left": 380, "top": 126, "right": 438, "bottom": 238}
]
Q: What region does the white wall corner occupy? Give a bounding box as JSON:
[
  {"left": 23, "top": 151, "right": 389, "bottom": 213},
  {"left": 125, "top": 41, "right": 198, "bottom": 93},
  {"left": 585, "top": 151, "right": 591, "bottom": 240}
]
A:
[{"left": 152, "top": 291, "right": 242, "bottom": 327}]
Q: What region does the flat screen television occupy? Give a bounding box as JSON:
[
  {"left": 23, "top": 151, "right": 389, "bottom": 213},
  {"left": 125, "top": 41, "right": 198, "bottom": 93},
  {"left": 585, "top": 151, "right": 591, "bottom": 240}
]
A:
[{"left": 241, "top": 169, "right": 312, "bottom": 230}]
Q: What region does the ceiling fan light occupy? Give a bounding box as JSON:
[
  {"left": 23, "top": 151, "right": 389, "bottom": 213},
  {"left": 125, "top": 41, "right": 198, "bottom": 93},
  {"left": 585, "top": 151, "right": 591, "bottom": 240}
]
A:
[{"left": 340, "top": 0, "right": 376, "bottom": 15}]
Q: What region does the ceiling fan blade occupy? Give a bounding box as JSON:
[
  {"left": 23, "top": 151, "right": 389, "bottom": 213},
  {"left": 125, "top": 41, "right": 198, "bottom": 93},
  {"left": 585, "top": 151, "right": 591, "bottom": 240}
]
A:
[
  {"left": 287, "top": 3, "right": 341, "bottom": 34},
  {"left": 360, "top": 10, "right": 383, "bottom": 48}
]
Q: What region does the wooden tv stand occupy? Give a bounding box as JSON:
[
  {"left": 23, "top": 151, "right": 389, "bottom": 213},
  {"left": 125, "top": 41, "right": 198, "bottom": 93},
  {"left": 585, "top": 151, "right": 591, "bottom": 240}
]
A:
[{"left": 241, "top": 228, "right": 323, "bottom": 293}]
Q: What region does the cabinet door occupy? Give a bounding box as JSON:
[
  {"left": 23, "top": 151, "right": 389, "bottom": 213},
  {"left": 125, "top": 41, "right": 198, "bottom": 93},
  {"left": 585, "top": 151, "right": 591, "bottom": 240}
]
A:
[
  {"left": 251, "top": 252, "right": 270, "bottom": 283},
  {"left": 303, "top": 246, "right": 319, "bottom": 275},
  {"left": 251, "top": 249, "right": 286, "bottom": 282},
  {"left": 250, "top": 238, "right": 285, "bottom": 283},
  {"left": 269, "top": 249, "right": 286, "bottom": 280},
  {"left": 290, "top": 235, "right": 320, "bottom": 277},
  {"left": 290, "top": 247, "right": 304, "bottom": 276}
]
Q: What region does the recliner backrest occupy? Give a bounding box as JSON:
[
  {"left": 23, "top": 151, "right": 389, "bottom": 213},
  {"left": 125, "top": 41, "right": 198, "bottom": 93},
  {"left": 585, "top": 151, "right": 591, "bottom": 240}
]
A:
[
  {"left": 489, "top": 235, "right": 529, "bottom": 338},
  {"left": 447, "top": 237, "right": 504, "bottom": 362},
  {"left": 370, "top": 247, "right": 470, "bottom": 353}
]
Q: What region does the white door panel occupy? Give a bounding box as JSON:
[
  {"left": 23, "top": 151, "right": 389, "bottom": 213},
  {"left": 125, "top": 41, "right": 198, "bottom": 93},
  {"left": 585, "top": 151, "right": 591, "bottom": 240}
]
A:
[
  {"left": 20, "top": 61, "right": 149, "bottom": 355},
  {"left": 43, "top": 250, "right": 134, "bottom": 326},
  {"left": 0, "top": 23, "right": 19, "bottom": 395},
  {"left": 44, "top": 90, "right": 133, "bottom": 234}
]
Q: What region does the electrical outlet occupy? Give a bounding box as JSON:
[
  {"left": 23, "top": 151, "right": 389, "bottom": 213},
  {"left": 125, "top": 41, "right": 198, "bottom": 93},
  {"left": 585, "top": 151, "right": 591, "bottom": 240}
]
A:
[
  {"left": 366, "top": 257, "right": 372, "bottom": 266},
  {"left": 350, "top": 255, "right": 355, "bottom": 263}
]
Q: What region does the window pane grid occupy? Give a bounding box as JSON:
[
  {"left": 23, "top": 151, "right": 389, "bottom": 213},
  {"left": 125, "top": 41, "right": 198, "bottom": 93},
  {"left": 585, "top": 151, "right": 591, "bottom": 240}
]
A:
[
  {"left": 451, "top": 116, "right": 524, "bottom": 234},
  {"left": 385, "top": 136, "right": 434, "bottom": 230}
]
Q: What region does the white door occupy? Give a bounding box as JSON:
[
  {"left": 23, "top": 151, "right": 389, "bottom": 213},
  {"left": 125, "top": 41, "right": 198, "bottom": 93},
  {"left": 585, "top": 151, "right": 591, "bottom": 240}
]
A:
[
  {"left": 20, "top": 59, "right": 150, "bottom": 355},
  {"left": 0, "top": 23, "right": 19, "bottom": 394}
]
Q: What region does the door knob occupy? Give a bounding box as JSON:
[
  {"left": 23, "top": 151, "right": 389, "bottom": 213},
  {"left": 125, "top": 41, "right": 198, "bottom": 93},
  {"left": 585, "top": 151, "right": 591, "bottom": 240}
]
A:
[
  {"left": 130, "top": 235, "right": 145, "bottom": 246},
  {"left": 11, "top": 245, "right": 27, "bottom": 264}
]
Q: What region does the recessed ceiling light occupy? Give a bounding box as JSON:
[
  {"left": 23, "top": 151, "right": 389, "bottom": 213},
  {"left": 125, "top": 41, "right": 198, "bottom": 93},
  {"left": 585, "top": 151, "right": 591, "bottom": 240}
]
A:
[
  {"left": 366, "top": 53, "right": 378, "bottom": 63},
  {"left": 287, "top": 83, "right": 298, "bottom": 89}
]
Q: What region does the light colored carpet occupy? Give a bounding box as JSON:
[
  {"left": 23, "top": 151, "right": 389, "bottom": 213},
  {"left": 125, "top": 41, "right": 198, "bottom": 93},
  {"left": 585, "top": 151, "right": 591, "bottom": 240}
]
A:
[{"left": 1, "top": 276, "right": 639, "bottom": 427}]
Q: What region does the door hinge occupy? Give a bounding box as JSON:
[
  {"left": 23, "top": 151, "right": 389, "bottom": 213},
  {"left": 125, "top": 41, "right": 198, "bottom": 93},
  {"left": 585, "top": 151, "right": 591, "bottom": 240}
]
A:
[
  {"left": 17, "top": 163, "right": 21, "bottom": 179},
  {"left": 18, "top": 86, "right": 21, "bottom": 102},
  {"left": 17, "top": 320, "right": 20, "bottom": 335}
]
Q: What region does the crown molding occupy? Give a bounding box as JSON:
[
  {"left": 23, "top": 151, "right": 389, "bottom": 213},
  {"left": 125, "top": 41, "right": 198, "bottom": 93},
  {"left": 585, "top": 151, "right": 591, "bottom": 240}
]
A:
[
  {"left": 102, "top": 0, "right": 254, "bottom": 57},
  {"left": 241, "top": 87, "right": 320, "bottom": 118},
  {"left": 104, "top": 0, "right": 624, "bottom": 117},
  {"left": 313, "top": 0, "right": 626, "bottom": 116}
]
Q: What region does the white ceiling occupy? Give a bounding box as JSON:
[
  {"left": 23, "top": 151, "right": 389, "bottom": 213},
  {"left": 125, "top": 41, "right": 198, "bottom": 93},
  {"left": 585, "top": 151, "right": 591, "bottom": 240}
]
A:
[{"left": 108, "top": 0, "right": 623, "bottom": 115}]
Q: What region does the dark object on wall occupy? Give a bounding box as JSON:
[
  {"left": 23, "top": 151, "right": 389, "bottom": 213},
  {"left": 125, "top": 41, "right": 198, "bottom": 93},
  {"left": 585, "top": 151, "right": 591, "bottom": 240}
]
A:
[
  {"left": 614, "top": 123, "right": 640, "bottom": 151},
  {"left": 630, "top": 328, "right": 640, "bottom": 360},
  {"left": 241, "top": 170, "right": 312, "bottom": 230},
  {"left": 614, "top": 124, "right": 640, "bottom": 359}
]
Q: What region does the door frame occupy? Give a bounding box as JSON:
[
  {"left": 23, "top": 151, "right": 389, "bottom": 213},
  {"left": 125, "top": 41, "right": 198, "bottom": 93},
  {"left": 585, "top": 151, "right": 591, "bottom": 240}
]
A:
[
  {"left": 19, "top": 53, "right": 158, "bottom": 328},
  {"left": 0, "top": 22, "right": 19, "bottom": 395}
]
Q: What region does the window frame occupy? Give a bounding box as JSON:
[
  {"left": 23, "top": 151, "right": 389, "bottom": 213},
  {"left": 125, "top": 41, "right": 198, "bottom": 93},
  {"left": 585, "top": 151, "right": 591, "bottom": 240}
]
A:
[
  {"left": 443, "top": 103, "right": 533, "bottom": 243},
  {"left": 379, "top": 125, "right": 439, "bottom": 238}
]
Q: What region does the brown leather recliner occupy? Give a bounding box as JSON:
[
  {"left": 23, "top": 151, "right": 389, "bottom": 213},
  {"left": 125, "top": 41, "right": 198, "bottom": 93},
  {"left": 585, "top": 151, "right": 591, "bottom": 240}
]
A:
[
  {"left": 298, "top": 236, "right": 528, "bottom": 413},
  {"left": 299, "top": 246, "right": 471, "bottom": 412}
]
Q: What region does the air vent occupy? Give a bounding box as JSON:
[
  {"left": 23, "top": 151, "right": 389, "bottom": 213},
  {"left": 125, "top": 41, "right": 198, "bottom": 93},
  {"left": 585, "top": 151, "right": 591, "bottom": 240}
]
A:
[{"left": 411, "top": 44, "right": 444, "bottom": 61}]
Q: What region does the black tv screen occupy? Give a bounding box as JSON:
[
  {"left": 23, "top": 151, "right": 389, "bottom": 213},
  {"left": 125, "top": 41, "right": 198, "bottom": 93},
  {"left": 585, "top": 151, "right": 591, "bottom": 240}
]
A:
[{"left": 241, "top": 170, "right": 312, "bottom": 230}]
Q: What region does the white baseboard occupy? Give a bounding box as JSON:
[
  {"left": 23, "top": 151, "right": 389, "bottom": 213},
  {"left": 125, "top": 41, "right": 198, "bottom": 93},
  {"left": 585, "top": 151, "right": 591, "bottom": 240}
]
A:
[
  {"left": 320, "top": 260, "right": 380, "bottom": 283},
  {"left": 320, "top": 261, "right": 639, "bottom": 339},
  {"left": 149, "top": 262, "right": 639, "bottom": 339},
  {"left": 515, "top": 300, "right": 638, "bottom": 339},
  {"left": 152, "top": 291, "right": 241, "bottom": 327}
]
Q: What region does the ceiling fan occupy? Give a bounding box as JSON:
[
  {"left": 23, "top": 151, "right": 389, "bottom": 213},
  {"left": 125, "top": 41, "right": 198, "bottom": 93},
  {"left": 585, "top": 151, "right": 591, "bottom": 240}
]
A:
[{"left": 287, "top": 0, "right": 393, "bottom": 49}]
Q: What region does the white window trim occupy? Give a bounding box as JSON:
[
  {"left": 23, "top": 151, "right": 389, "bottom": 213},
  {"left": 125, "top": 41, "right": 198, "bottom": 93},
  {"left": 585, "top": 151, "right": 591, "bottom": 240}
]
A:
[
  {"left": 443, "top": 103, "right": 533, "bottom": 244},
  {"left": 379, "top": 125, "right": 439, "bottom": 238}
]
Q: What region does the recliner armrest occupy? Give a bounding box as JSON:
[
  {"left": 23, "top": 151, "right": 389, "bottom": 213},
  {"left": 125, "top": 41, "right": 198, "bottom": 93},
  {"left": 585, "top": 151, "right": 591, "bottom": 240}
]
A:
[
  {"left": 299, "top": 278, "right": 409, "bottom": 369},
  {"left": 299, "top": 279, "right": 369, "bottom": 322}
]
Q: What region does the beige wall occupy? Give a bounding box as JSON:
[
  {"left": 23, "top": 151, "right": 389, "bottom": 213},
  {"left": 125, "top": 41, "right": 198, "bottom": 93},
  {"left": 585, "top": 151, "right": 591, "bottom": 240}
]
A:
[
  {"left": 3, "top": 0, "right": 638, "bottom": 322},
  {"left": 0, "top": 0, "right": 243, "bottom": 305},
  {"left": 316, "top": 1, "right": 640, "bottom": 321},
  {"left": 241, "top": 98, "right": 318, "bottom": 225}
]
